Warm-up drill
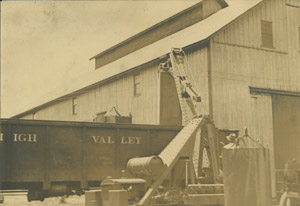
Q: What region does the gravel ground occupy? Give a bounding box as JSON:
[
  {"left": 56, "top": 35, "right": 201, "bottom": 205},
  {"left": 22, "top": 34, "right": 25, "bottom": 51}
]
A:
[
  {"left": 1, "top": 195, "right": 85, "bottom": 206},
  {"left": 1, "top": 193, "right": 281, "bottom": 206}
]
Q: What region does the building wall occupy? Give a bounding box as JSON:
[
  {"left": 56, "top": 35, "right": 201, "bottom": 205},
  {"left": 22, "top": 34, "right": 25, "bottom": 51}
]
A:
[
  {"left": 158, "top": 45, "right": 210, "bottom": 125},
  {"left": 17, "top": 0, "right": 221, "bottom": 122},
  {"left": 185, "top": 46, "right": 210, "bottom": 116},
  {"left": 211, "top": 0, "right": 300, "bottom": 141},
  {"left": 24, "top": 63, "right": 160, "bottom": 125},
  {"left": 20, "top": 45, "right": 210, "bottom": 126},
  {"left": 21, "top": 113, "right": 35, "bottom": 120},
  {"left": 210, "top": 0, "right": 300, "bottom": 197},
  {"left": 286, "top": 0, "right": 300, "bottom": 87}
]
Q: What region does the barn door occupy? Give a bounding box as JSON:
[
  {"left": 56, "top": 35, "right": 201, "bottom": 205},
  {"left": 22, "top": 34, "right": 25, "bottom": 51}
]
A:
[{"left": 272, "top": 95, "right": 300, "bottom": 169}]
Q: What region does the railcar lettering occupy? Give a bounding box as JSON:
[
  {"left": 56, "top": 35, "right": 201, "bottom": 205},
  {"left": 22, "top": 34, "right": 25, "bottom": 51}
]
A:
[
  {"left": 13, "top": 134, "right": 37, "bottom": 142},
  {"left": 136, "top": 137, "right": 142, "bottom": 144},
  {"left": 92, "top": 136, "right": 114, "bottom": 144},
  {"left": 0, "top": 133, "right": 3, "bottom": 142},
  {"left": 121, "top": 136, "right": 141, "bottom": 145},
  {"left": 91, "top": 136, "right": 142, "bottom": 144}
]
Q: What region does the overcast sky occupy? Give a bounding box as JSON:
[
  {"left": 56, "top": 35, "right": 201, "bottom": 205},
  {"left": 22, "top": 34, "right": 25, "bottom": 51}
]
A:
[{"left": 1, "top": 0, "right": 199, "bottom": 118}]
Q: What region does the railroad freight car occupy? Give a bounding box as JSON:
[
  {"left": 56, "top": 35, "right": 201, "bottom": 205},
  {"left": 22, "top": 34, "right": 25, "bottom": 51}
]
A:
[{"left": 0, "top": 118, "right": 181, "bottom": 201}]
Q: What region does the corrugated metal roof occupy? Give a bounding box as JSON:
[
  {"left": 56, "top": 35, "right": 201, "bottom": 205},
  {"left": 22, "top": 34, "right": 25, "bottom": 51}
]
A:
[{"left": 12, "top": 0, "right": 263, "bottom": 118}]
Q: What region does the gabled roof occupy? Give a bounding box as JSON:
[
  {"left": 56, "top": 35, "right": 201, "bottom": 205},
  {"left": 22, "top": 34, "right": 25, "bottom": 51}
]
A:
[
  {"left": 90, "top": 0, "right": 229, "bottom": 67},
  {"left": 89, "top": 1, "right": 206, "bottom": 60},
  {"left": 90, "top": 0, "right": 262, "bottom": 74},
  {"left": 12, "top": 0, "right": 263, "bottom": 118}
]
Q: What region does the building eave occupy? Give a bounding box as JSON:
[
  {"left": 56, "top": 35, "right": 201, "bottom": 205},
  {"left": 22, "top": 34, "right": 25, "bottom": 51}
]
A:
[
  {"left": 90, "top": 0, "right": 229, "bottom": 64},
  {"left": 89, "top": 1, "right": 204, "bottom": 61}
]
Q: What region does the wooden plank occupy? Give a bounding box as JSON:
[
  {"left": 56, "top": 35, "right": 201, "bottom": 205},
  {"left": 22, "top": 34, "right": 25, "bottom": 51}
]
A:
[{"left": 184, "top": 194, "right": 224, "bottom": 205}]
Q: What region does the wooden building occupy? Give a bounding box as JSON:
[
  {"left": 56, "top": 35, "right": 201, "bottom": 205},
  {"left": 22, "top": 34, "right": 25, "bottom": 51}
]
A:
[{"left": 13, "top": 0, "right": 300, "bottom": 198}]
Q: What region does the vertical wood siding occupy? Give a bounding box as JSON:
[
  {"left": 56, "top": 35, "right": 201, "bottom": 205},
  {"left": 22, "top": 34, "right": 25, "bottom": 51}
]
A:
[
  {"left": 211, "top": 0, "right": 299, "bottom": 197},
  {"left": 34, "top": 99, "right": 73, "bottom": 121},
  {"left": 211, "top": 0, "right": 299, "bottom": 138},
  {"left": 20, "top": 44, "right": 211, "bottom": 126},
  {"left": 22, "top": 113, "right": 34, "bottom": 120},
  {"left": 286, "top": 1, "right": 300, "bottom": 89},
  {"left": 25, "top": 64, "right": 159, "bottom": 125},
  {"left": 186, "top": 47, "right": 210, "bottom": 116}
]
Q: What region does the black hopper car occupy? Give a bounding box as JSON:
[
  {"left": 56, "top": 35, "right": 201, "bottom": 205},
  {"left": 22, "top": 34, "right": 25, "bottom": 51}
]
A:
[{"left": 0, "top": 118, "right": 181, "bottom": 201}]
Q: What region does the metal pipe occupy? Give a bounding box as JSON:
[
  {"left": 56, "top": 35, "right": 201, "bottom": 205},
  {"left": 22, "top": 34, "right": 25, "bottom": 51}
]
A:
[
  {"left": 127, "top": 156, "right": 164, "bottom": 177},
  {"left": 185, "top": 160, "right": 189, "bottom": 186}
]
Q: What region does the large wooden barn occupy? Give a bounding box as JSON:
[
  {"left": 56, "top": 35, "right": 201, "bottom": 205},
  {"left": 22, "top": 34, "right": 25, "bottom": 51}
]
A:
[{"left": 13, "top": 0, "right": 300, "bottom": 198}]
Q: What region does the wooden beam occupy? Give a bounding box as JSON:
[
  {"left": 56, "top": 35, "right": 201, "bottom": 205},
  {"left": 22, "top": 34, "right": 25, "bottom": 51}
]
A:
[{"left": 249, "top": 87, "right": 300, "bottom": 97}]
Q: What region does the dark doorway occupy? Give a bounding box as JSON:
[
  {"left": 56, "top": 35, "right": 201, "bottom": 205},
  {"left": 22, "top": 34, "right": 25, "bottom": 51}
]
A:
[{"left": 272, "top": 95, "right": 300, "bottom": 169}]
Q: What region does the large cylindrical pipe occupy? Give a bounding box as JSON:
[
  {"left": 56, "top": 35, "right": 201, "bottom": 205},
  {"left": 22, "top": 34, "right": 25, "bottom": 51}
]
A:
[
  {"left": 127, "top": 156, "right": 164, "bottom": 176},
  {"left": 49, "top": 183, "right": 68, "bottom": 196}
]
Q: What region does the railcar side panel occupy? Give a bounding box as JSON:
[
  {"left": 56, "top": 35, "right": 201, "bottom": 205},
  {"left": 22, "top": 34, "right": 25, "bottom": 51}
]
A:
[
  {"left": 7, "top": 124, "right": 45, "bottom": 183},
  {"left": 0, "top": 123, "right": 8, "bottom": 182},
  {"left": 149, "top": 130, "right": 178, "bottom": 154},
  {"left": 118, "top": 129, "right": 149, "bottom": 173},
  {"left": 0, "top": 119, "right": 181, "bottom": 190},
  {"left": 48, "top": 126, "right": 82, "bottom": 181},
  {"left": 85, "top": 127, "right": 116, "bottom": 181}
]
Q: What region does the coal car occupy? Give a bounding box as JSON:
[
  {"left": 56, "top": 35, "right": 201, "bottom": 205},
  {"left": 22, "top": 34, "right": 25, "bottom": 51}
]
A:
[{"left": 0, "top": 118, "right": 181, "bottom": 201}]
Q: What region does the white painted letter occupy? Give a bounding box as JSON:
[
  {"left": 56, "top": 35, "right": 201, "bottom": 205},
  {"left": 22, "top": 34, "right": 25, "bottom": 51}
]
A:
[
  {"left": 107, "top": 136, "right": 114, "bottom": 144},
  {"left": 32, "top": 134, "right": 37, "bottom": 142},
  {"left": 128, "top": 137, "right": 135, "bottom": 144},
  {"left": 0, "top": 133, "right": 3, "bottom": 142},
  {"left": 135, "top": 137, "right": 142, "bottom": 145},
  {"left": 27, "top": 134, "right": 33, "bottom": 142},
  {"left": 18, "top": 134, "right": 26, "bottom": 142},
  {"left": 121, "top": 137, "right": 127, "bottom": 144},
  {"left": 99, "top": 137, "right": 106, "bottom": 144},
  {"left": 27, "top": 134, "right": 37, "bottom": 142},
  {"left": 13, "top": 134, "right": 18, "bottom": 142},
  {"left": 92, "top": 136, "right": 100, "bottom": 143}
]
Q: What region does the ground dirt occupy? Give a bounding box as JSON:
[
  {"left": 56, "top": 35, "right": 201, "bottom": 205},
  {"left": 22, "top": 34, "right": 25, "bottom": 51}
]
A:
[{"left": 1, "top": 194, "right": 85, "bottom": 206}]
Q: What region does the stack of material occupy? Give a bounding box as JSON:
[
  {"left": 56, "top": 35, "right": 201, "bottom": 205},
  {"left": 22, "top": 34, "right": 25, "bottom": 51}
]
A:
[
  {"left": 222, "top": 136, "right": 272, "bottom": 206},
  {"left": 96, "top": 107, "right": 132, "bottom": 123}
]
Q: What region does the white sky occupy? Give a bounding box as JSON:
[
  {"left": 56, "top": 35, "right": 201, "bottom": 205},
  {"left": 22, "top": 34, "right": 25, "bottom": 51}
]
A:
[{"left": 1, "top": 0, "right": 199, "bottom": 118}]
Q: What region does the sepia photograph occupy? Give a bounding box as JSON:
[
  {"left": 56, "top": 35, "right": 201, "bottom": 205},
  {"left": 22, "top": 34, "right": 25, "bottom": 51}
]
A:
[{"left": 1, "top": 0, "right": 300, "bottom": 205}]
